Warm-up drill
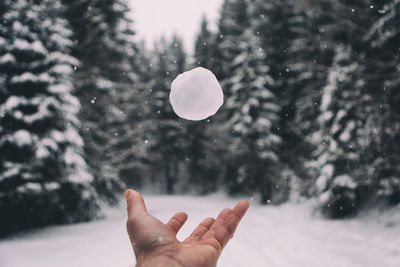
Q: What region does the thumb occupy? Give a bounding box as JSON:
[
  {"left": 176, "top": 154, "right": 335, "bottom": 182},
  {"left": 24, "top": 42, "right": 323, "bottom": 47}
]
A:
[{"left": 125, "top": 189, "right": 147, "bottom": 219}]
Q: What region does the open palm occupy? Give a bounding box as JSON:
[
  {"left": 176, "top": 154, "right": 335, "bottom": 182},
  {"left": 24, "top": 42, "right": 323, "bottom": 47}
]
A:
[{"left": 125, "top": 189, "right": 249, "bottom": 267}]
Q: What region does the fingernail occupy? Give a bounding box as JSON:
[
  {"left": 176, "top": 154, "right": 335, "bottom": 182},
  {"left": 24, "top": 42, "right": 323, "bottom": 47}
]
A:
[{"left": 124, "top": 189, "right": 131, "bottom": 202}]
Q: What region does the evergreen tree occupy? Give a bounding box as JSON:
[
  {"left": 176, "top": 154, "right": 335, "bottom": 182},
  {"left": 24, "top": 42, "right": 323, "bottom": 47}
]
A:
[
  {"left": 0, "top": 0, "right": 98, "bottom": 235},
  {"left": 181, "top": 17, "right": 222, "bottom": 194},
  {"left": 62, "top": 0, "right": 140, "bottom": 202},
  {"left": 183, "top": 119, "right": 222, "bottom": 194},
  {"left": 213, "top": 0, "right": 250, "bottom": 195},
  {"left": 362, "top": 0, "right": 400, "bottom": 204},
  {"left": 312, "top": 45, "right": 364, "bottom": 217},
  {"left": 146, "top": 36, "right": 187, "bottom": 194},
  {"left": 250, "top": 0, "right": 328, "bottom": 194},
  {"left": 194, "top": 16, "right": 215, "bottom": 69},
  {"left": 212, "top": 0, "right": 291, "bottom": 202},
  {"left": 108, "top": 41, "right": 152, "bottom": 189},
  {"left": 311, "top": 0, "right": 400, "bottom": 217},
  {"left": 213, "top": 0, "right": 250, "bottom": 81},
  {"left": 224, "top": 28, "right": 282, "bottom": 203}
]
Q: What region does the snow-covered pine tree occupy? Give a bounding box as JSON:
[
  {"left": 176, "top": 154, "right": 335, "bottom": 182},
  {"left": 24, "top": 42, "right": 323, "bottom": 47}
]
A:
[
  {"left": 146, "top": 36, "right": 188, "bottom": 194},
  {"left": 250, "top": 0, "right": 327, "bottom": 195},
  {"left": 0, "top": 0, "right": 98, "bottom": 235},
  {"left": 360, "top": 0, "right": 400, "bottom": 205},
  {"left": 224, "top": 28, "right": 282, "bottom": 203},
  {"left": 108, "top": 41, "right": 152, "bottom": 189},
  {"left": 212, "top": 0, "right": 252, "bottom": 195},
  {"left": 174, "top": 17, "right": 223, "bottom": 194},
  {"left": 194, "top": 16, "right": 215, "bottom": 69},
  {"left": 212, "top": 0, "right": 250, "bottom": 82},
  {"left": 98, "top": 1, "right": 152, "bottom": 197},
  {"left": 182, "top": 119, "right": 221, "bottom": 194},
  {"left": 310, "top": 0, "right": 400, "bottom": 217},
  {"left": 62, "top": 0, "right": 141, "bottom": 202},
  {"left": 311, "top": 45, "right": 364, "bottom": 218}
]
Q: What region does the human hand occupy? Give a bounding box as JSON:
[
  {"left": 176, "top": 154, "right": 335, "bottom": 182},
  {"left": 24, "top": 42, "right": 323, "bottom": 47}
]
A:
[{"left": 124, "top": 189, "right": 249, "bottom": 267}]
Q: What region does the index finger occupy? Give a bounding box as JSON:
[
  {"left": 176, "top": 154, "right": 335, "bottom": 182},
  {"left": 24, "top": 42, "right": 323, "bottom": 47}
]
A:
[
  {"left": 232, "top": 200, "right": 250, "bottom": 220},
  {"left": 214, "top": 200, "right": 249, "bottom": 248}
]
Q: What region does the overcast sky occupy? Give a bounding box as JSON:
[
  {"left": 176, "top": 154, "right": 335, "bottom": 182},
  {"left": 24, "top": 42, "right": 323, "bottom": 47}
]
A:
[{"left": 128, "top": 0, "right": 223, "bottom": 54}]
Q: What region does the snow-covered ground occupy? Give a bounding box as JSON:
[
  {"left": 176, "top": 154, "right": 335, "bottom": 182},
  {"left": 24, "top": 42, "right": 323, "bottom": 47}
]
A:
[{"left": 0, "top": 194, "right": 399, "bottom": 267}]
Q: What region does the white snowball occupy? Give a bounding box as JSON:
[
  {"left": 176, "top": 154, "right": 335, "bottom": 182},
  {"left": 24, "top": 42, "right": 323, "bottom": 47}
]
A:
[{"left": 170, "top": 67, "right": 224, "bottom": 121}]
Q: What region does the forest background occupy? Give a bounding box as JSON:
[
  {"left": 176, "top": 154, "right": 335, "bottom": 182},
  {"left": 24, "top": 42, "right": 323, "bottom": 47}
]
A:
[{"left": 0, "top": 0, "right": 399, "bottom": 236}]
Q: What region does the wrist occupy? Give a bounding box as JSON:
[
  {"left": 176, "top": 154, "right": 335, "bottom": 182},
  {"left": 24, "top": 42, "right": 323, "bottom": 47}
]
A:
[{"left": 136, "top": 255, "right": 184, "bottom": 267}]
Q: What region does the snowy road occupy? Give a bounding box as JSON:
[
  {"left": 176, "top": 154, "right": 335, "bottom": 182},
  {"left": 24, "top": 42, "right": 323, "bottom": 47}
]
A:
[{"left": 0, "top": 194, "right": 399, "bottom": 267}]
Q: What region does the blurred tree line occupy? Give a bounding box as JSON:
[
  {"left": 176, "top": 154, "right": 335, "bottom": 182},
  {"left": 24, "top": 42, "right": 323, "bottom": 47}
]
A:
[{"left": 0, "top": 0, "right": 399, "bottom": 235}]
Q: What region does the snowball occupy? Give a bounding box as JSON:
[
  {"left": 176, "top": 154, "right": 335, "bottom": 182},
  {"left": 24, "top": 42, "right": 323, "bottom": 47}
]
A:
[{"left": 170, "top": 67, "right": 223, "bottom": 121}]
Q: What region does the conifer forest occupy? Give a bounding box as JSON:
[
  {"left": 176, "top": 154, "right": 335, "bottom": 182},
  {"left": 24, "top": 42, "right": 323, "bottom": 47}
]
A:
[{"left": 1, "top": 0, "right": 399, "bottom": 238}]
